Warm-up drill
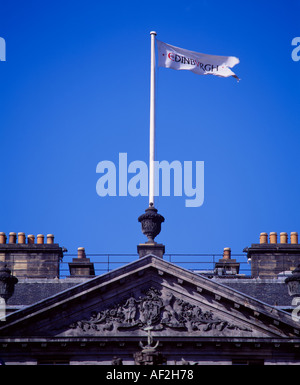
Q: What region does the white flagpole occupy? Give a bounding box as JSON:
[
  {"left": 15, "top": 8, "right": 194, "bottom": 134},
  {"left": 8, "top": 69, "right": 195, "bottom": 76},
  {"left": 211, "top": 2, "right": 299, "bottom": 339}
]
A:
[{"left": 149, "top": 31, "right": 157, "bottom": 206}]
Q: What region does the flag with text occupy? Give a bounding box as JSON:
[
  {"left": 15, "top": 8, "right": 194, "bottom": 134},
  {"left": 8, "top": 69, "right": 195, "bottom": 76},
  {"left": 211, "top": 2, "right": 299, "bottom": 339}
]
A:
[{"left": 157, "top": 40, "right": 240, "bottom": 81}]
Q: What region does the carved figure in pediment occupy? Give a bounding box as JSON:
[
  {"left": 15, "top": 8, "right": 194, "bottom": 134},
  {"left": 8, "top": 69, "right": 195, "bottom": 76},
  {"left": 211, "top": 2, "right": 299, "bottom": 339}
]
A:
[
  {"left": 123, "top": 297, "right": 139, "bottom": 323},
  {"left": 160, "top": 292, "right": 184, "bottom": 328}
]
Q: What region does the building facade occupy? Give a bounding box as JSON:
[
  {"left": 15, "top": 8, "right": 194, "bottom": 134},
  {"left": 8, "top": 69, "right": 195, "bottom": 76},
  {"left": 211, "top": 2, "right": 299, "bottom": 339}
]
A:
[{"left": 1, "top": 227, "right": 300, "bottom": 365}]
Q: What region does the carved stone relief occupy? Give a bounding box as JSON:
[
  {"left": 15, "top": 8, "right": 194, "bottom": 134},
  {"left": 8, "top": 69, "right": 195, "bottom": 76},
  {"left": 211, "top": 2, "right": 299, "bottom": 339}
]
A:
[{"left": 65, "top": 287, "right": 252, "bottom": 336}]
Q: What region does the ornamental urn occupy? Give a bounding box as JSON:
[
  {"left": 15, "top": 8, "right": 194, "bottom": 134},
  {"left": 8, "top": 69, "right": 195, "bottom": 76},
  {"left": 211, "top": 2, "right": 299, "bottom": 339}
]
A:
[
  {"left": 0, "top": 262, "right": 18, "bottom": 303},
  {"left": 138, "top": 204, "right": 165, "bottom": 243},
  {"left": 285, "top": 265, "right": 300, "bottom": 297}
]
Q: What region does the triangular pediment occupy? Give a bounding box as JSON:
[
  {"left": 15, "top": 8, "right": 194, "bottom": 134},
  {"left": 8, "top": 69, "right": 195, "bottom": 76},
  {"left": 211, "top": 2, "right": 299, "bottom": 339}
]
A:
[{"left": 1, "top": 256, "right": 299, "bottom": 340}]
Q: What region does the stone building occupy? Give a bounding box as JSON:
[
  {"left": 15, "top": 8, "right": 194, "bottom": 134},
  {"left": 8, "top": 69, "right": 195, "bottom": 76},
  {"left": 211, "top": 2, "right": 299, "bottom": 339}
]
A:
[{"left": 1, "top": 207, "right": 300, "bottom": 365}]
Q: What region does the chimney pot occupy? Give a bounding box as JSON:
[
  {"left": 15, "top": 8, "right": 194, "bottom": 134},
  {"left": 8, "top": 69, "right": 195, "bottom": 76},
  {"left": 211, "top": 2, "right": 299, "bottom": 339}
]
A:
[
  {"left": 37, "top": 234, "right": 44, "bottom": 244},
  {"left": 269, "top": 232, "right": 277, "bottom": 244},
  {"left": 291, "top": 232, "right": 299, "bottom": 245},
  {"left": 77, "top": 247, "right": 86, "bottom": 259},
  {"left": 8, "top": 232, "right": 16, "bottom": 244},
  {"left": 260, "top": 232, "right": 268, "bottom": 244},
  {"left": 223, "top": 247, "right": 231, "bottom": 260},
  {"left": 280, "top": 232, "right": 288, "bottom": 244},
  {"left": 18, "top": 232, "right": 26, "bottom": 244},
  {"left": 0, "top": 232, "right": 6, "bottom": 244},
  {"left": 47, "top": 234, "right": 54, "bottom": 244},
  {"left": 27, "top": 234, "right": 35, "bottom": 244}
]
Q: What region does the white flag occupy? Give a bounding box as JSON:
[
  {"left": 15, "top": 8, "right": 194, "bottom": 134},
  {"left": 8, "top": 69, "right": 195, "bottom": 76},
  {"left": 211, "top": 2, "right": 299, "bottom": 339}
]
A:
[{"left": 157, "top": 40, "right": 240, "bottom": 81}]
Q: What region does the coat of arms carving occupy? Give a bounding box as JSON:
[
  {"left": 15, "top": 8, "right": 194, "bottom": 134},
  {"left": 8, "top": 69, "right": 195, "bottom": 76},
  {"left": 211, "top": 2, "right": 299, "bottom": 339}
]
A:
[{"left": 67, "top": 287, "right": 252, "bottom": 335}]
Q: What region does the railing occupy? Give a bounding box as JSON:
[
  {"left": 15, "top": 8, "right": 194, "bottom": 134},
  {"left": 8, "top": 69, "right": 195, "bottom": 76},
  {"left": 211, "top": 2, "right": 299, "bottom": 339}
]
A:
[
  {"left": 6, "top": 253, "right": 295, "bottom": 279},
  {"left": 59, "top": 253, "right": 251, "bottom": 278}
]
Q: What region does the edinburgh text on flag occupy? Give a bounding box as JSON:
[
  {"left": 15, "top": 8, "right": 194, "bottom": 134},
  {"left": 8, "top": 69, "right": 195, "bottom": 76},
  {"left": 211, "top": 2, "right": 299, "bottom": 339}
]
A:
[{"left": 157, "top": 40, "right": 240, "bottom": 81}]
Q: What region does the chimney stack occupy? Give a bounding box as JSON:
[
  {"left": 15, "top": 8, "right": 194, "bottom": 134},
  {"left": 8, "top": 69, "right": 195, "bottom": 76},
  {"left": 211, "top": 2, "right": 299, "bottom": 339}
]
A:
[
  {"left": 77, "top": 247, "right": 86, "bottom": 259},
  {"left": 0, "top": 233, "right": 6, "bottom": 244},
  {"left": 18, "top": 232, "right": 26, "bottom": 244},
  {"left": 27, "top": 234, "right": 35, "bottom": 244},
  {"left": 0, "top": 232, "right": 64, "bottom": 278},
  {"left": 8, "top": 232, "right": 16, "bottom": 244},
  {"left": 291, "top": 232, "right": 298, "bottom": 245},
  {"left": 37, "top": 234, "right": 44, "bottom": 244},
  {"left": 47, "top": 234, "right": 54, "bottom": 244},
  {"left": 269, "top": 232, "right": 277, "bottom": 244},
  {"left": 245, "top": 231, "right": 300, "bottom": 278},
  {"left": 68, "top": 247, "right": 95, "bottom": 278},
  {"left": 223, "top": 247, "right": 231, "bottom": 260},
  {"left": 214, "top": 247, "right": 240, "bottom": 276},
  {"left": 260, "top": 232, "right": 268, "bottom": 244},
  {"left": 280, "top": 232, "right": 288, "bottom": 244}
]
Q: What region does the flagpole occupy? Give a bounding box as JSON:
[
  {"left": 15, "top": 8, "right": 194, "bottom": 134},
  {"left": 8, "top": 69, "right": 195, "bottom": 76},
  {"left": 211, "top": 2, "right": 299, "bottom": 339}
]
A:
[
  {"left": 149, "top": 31, "right": 156, "bottom": 207},
  {"left": 137, "top": 31, "right": 164, "bottom": 250}
]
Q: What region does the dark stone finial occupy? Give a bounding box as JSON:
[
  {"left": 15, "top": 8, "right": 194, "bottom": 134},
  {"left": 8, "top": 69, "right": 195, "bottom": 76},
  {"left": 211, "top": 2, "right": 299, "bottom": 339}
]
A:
[
  {"left": 138, "top": 205, "right": 165, "bottom": 244},
  {"left": 111, "top": 356, "right": 123, "bottom": 365},
  {"left": 285, "top": 265, "right": 300, "bottom": 297},
  {"left": 0, "top": 262, "right": 18, "bottom": 303}
]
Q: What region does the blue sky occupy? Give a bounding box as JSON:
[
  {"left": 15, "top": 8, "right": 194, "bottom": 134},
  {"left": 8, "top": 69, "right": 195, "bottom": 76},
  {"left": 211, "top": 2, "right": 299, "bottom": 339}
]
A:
[{"left": 0, "top": 0, "right": 300, "bottom": 267}]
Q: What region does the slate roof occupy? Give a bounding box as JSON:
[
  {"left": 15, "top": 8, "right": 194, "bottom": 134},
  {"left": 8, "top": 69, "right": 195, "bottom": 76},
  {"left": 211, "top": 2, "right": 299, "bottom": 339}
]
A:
[
  {"left": 213, "top": 277, "right": 292, "bottom": 308},
  {"left": 7, "top": 279, "right": 82, "bottom": 307},
  {"left": 7, "top": 265, "right": 293, "bottom": 310}
]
